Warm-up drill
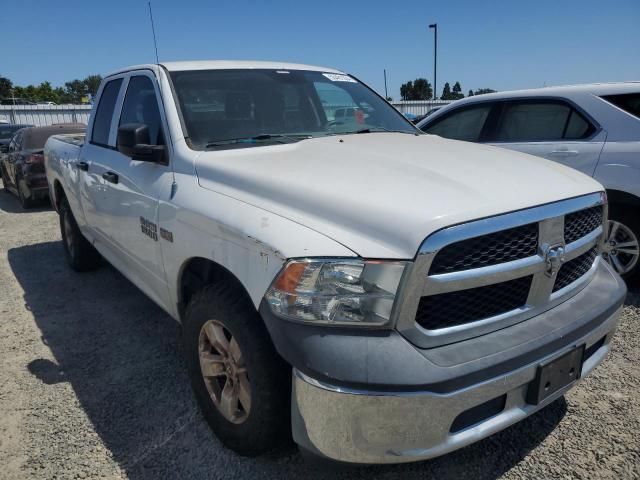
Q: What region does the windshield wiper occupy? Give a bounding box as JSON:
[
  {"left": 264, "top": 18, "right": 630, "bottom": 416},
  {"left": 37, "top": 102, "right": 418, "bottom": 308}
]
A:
[
  {"left": 337, "top": 127, "right": 418, "bottom": 136},
  {"left": 205, "top": 133, "right": 310, "bottom": 149}
]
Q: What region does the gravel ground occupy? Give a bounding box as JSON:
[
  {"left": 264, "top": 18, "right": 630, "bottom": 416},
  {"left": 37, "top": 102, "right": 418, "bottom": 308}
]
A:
[{"left": 0, "top": 181, "right": 639, "bottom": 480}]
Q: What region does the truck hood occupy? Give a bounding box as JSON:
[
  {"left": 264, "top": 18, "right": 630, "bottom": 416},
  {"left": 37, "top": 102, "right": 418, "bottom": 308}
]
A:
[{"left": 194, "top": 133, "right": 603, "bottom": 259}]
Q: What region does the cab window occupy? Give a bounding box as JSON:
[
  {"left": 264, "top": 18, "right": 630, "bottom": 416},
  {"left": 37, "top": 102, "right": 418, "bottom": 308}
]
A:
[
  {"left": 422, "top": 105, "right": 492, "bottom": 142},
  {"left": 119, "top": 76, "right": 164, "bottom": 145},
  {"left": 92, "top": 78, "right": 123, "bottom": 146}
]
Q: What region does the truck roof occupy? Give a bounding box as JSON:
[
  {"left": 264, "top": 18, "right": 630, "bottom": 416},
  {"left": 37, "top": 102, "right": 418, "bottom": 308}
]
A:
[{"left": 105, "top": 60, "right": 344, "bottom": 78}]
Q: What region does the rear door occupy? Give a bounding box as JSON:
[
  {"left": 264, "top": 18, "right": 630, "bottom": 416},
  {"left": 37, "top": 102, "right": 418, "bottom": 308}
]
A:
[
  {"left": 80, "top": 76, "right": 125, "bottom": 240},
  {"left": 486, "top": 99, "right": 605, "bottom": 176}
]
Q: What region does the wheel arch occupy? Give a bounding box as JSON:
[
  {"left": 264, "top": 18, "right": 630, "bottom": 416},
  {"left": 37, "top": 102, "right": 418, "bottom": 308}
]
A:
[
  {"left": 606, "top": 189, "right": 640, "bottom": 213},
  {"left": 177, "top": 257, "right": 258, "bottom": 322},
  {"left": 52, "top": 179, "right": 66, "bottom": 212}
]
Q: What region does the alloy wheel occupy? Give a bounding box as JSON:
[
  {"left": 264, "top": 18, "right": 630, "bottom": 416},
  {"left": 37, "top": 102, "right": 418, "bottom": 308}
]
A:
[
  {"left": 602, "top": 220, "right": 639, "bottom": 276},
  {"left": 198, "top": 320, "right": 251, "bottom": 424}
]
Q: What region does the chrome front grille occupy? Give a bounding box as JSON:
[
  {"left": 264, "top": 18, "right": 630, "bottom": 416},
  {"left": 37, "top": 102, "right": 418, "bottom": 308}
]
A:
[
  {"left": 553, "top": 247, "right": 598, "bottom": 293},
  {"left": 564, "top": 206, "right": 603, "bottom": 244},
  {"left": 428, "top": 223, "right": 538, "bottom": 274},
  {"left": 415, "top": 275, "right": 533, "bottom": 330},
  {"left": 395, "top": 193, "right": 606, "bottom": 349}
]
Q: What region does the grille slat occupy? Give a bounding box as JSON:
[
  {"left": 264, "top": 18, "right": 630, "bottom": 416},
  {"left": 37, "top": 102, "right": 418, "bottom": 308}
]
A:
[
  {"left": 429, "top": 223, "right": 539, "bottom": 275},
  {"left": 564, "top": 206, "right": 602, "bottom": 244},
  {"left": 553, "top": 247, "right": 598, "bottom": 292},
  {"left": 415, "top": 276, "right": 533, "bottom": 330}
]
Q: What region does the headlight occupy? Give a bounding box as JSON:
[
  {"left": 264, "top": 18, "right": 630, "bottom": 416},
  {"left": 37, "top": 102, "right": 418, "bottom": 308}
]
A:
[{"left": 265, "top": 259, "right": 407, "bottom": 327}]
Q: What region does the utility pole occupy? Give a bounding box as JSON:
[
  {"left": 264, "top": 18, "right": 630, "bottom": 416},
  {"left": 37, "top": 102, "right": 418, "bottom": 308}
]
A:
[
  {"left": 429, "top": 23, "right": 438, "bottom": 100},
  {"left": 384, "top": 69, "right": 388, "bottom": 99}
]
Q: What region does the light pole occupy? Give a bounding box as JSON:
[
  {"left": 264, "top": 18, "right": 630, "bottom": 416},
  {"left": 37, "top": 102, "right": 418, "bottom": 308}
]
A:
[
  {"left": 429, "top": 23, "right": 438, "bottom": 100},
  {"left": 384, "top": 69, "right": 388, "bottom": 99}
]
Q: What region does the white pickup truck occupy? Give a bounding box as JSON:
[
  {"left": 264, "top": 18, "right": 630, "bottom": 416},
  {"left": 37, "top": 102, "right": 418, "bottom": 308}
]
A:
[{"left": 45, "top": 61, "right": 626, "bottom": 465}]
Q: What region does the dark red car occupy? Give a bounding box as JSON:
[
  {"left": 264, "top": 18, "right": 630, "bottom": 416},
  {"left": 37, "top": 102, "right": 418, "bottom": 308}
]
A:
[{"left": 1, "top": 124, "right": 85, "bottom": 208}]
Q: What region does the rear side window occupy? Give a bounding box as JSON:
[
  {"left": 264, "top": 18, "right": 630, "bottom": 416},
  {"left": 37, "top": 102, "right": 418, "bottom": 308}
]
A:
[
  {"left": 422, "top": 105, "right": 491, "bottom": 141},
  {"left": 494, "top": 101, "right": 594, "bottom": 142},
  {"left": 119, "top": 76, "right": 163, "bottom": 145},
  {"left": 601, "top": 93, "right": 640, "bottom": 119},
  {"left": 92, "top": 78, "right": 123, "bottom": 146}
]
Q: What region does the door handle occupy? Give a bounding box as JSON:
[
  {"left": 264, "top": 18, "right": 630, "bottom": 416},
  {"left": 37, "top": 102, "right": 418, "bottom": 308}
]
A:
[
  {"left": 102, "top": 171, "right": 119, "bottom": 184},
  {"left": 549, "top": 149, "right": 579, "bottom": 157},
  {"left": 76, "top": 161, "right": 89, "bottom": 171}
]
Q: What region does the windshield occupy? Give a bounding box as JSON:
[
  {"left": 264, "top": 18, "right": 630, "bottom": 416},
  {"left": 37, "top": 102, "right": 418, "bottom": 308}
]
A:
[
  {"left": 0, "top": 125, "right": 24, "bottom": 140},
  {"left": 170, "top": 69, "right": 417, "bottom": 149}
]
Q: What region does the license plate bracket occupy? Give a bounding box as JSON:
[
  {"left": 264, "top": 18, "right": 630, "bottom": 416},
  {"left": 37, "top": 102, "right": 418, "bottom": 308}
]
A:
[{"left": 526, "top": 345, "right": 585, "bottom": 405}]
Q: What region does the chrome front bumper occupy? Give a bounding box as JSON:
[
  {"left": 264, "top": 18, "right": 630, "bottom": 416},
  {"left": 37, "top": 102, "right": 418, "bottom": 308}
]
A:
[{"left": 291, "top": 305, "right": 621, "bottom": 464}]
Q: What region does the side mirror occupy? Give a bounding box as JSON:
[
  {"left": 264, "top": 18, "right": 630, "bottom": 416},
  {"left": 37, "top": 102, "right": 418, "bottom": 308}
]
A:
[{"left": 117, "top": 123, "right": 165, "bottom": 163}]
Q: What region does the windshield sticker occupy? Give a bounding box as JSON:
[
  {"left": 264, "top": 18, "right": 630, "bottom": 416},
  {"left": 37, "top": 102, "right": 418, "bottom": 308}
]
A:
[{"left": 322, "top": 73, "right": 357, "bottom": 83}]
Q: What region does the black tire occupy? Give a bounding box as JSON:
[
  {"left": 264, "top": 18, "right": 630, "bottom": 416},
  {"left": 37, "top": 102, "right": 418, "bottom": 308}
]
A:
[
  {"left": 59, "top": 197, "right": 102, "bottom": 271},
  {"left": 183, "top": 284, "right": 290, "bottom": 456},
  {"left": 1, "top": 166, "right": 10, "bottom": 193},
  {"left": 17, "top": 178, "right": 33, "bottom": 209},
  {"left": 606, "top": 206, "right": 640, "bottom": 284}
]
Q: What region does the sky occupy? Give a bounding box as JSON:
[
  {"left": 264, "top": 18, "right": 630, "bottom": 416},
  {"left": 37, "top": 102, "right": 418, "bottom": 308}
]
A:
[{"left": 2, "top": 0, "right": 639, "bottom": 99}]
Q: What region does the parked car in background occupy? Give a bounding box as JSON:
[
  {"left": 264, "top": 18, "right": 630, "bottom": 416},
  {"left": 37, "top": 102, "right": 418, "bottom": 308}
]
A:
[
  {"left": 45, "top": 61, "right": 625, "bottom": 464},
  {"left": 418, "top": 82, "right": 640, "bottom": 281},
  {"left": 1, "top": 124, "right": 85, "bottom": 208},
  {"left": 0, "top": 123, "right": 33, "bottom": 151}
]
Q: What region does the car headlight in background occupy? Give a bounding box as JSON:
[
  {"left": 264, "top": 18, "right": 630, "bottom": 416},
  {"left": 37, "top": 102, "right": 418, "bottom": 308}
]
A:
[{"left": 265, "top": 259, "right": 407, "bottom": 327}]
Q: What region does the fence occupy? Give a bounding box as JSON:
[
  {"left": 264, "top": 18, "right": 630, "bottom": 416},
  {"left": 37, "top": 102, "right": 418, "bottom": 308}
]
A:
[
  {"left": 390, "top": 100, "right": 452, "bottom": 116},
  {"left": 0, "top": 105, "right": 92, "bottom": 126},
  {"left": 0, "top": 101, "right": 452, "bottom": 127}
]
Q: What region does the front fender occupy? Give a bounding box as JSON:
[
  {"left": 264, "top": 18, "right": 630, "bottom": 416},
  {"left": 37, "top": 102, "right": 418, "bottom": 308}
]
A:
[{"left": 159, "top": 173, "right": 356, "bottom": 317}]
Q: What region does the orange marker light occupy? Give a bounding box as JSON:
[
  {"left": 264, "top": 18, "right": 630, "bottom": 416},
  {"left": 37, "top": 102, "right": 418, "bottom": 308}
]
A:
[{"left": 274, "top": 262, "right": 307, "bottom": 293}]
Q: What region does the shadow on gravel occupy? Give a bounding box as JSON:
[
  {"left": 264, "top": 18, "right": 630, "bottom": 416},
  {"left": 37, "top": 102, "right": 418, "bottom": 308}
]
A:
[
  {"left": 0, "top": 186, "right": 52, "bottom": 214},
  {"left": 9, "top": 240, "right": 567, "bottom": 480}
]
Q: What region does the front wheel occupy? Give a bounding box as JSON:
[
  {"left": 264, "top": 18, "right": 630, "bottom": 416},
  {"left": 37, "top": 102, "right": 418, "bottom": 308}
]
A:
[
  {"left": 59, "top": 197, "right": 102, "bottom": 271},
  {"left": 602, "top": 208, "right": 640, "bottom": 282},
  {"left": 183, "top": 284, "right": 290, "bottom": 456}
]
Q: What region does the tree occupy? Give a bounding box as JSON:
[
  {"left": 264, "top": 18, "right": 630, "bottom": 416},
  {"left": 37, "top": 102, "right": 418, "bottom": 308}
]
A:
[
  {"left": 400, "top": 78, "right": 433, "bottom": 100},
  {"left": 474, "top": 88, "right": 497, "bottom": 95},
  {"left": 412, "top": 78, "right": 433, "bottom": 100},
  {"left": 83, "top": 75, "right": 102, "bottom": 97},
  {"left": 400, "top": 81, "right": 413, "bottom": 101},
  {"left": 468, "top": 89, "right": 474, "bottom": 97},
  {"left": 0, "top": 76, "right": 13, "bottom": 99},
  {"left": 0, "top": 73, "right": 103, "bottom": 104},
  {"left": 451, "top": 81, "right": 464, "bottom": 100},
  {"left": 64, "top": 79, "right": 88, "bottom": 104},
  {"left": 441, "top": 82, "right": 452, "bottom": 100}
]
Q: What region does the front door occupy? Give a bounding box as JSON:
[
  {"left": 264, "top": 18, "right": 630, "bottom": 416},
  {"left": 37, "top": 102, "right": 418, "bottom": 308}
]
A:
[{"left": 94, "top": 72, "right": 173, "bottom": 308}]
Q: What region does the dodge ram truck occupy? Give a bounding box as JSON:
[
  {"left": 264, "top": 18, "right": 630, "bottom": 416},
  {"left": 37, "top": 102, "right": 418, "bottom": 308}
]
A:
[{"left": 45, "top": 60, "right": 626, "bottom": 464}]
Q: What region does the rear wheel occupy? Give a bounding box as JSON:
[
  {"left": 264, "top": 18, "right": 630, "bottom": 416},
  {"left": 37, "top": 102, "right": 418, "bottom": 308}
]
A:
[
  {"left": 603, "top": 207, "right": 640, "bottom": 282},
  {"left": 183, "top": 284, "right": 290, "bottom": 456},
  {"left": 1, "top": 166, "right": 10, "bottom": 193},
  {"left": 59, "top": 197, "right": 102, "bottom": 271},
  {"left": 17, "top": 178, "right": 33, "bottom": 209}
]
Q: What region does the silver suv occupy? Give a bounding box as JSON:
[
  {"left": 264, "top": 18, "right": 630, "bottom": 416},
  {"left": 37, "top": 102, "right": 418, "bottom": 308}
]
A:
[{"left": 418, "top": 82, "right": 640, "bottom": 281}]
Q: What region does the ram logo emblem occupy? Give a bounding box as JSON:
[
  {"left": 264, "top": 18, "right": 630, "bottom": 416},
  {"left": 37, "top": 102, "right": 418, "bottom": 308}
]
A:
[{"left": 544, "top": 244, "right": 565, "bottom": 277}]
